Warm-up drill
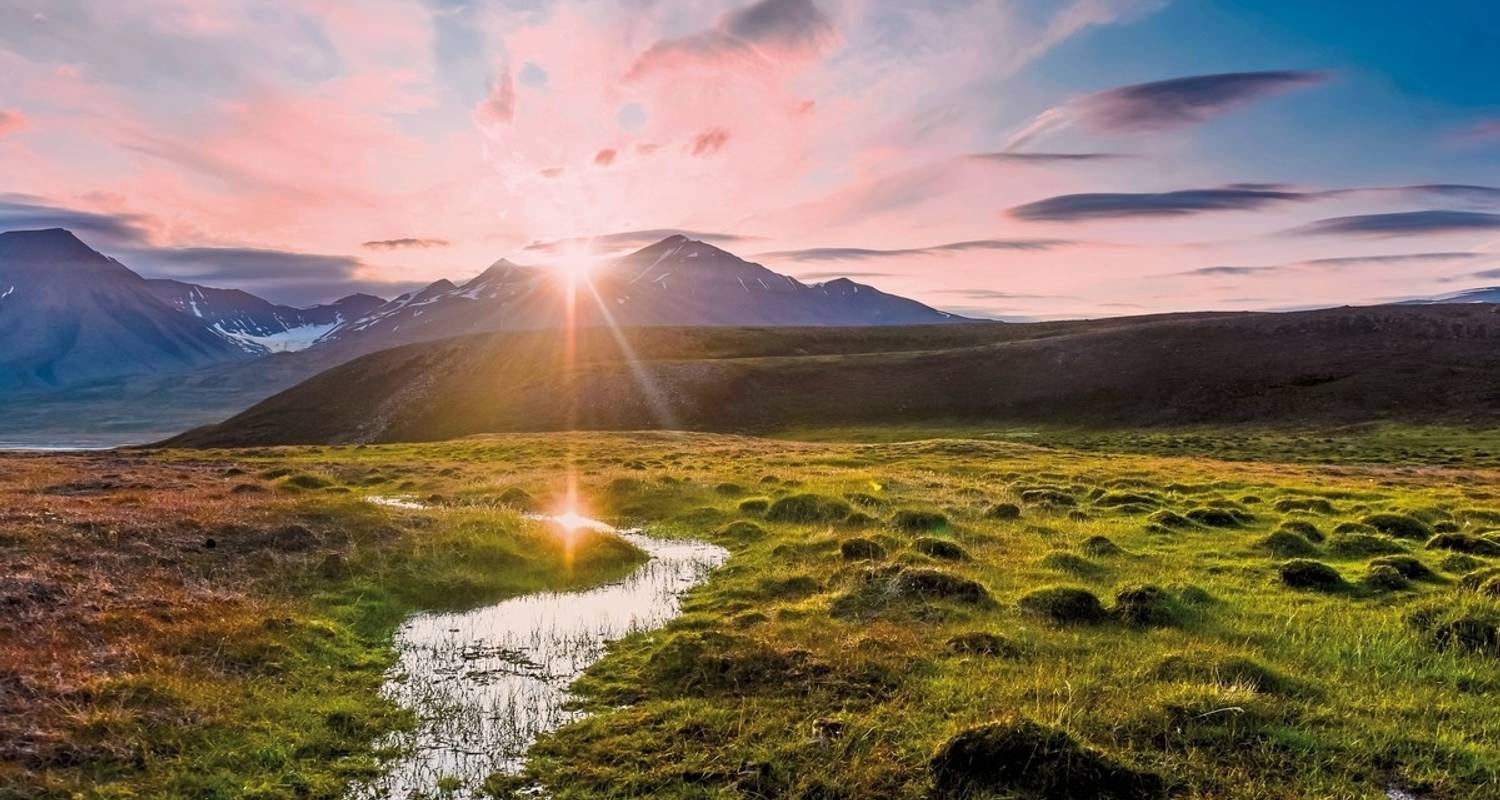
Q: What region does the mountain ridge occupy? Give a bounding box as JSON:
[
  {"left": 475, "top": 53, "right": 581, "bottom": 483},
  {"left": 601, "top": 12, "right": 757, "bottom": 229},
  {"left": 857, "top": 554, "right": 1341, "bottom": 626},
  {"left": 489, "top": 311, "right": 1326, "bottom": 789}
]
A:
[
  {"left": 0, "top": 229, "right": 253, "bottom": 390},
  {"left": 162, "top": 303, "right": 1500, "bottom": 448}
]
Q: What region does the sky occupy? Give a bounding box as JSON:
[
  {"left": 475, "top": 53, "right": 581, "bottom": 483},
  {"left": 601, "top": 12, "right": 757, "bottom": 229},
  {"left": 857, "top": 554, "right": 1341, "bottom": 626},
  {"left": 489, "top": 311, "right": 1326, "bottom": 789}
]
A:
[{"left": 0, "top": 0, "right": 1497, "bottom": 316}]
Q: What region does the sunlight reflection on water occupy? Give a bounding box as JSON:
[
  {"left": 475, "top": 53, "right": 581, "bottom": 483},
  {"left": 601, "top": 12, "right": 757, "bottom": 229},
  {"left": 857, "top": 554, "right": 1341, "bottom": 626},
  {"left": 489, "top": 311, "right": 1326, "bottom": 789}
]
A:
[{"left": 351, "top": 507, "right": 727, "bottom": 798}]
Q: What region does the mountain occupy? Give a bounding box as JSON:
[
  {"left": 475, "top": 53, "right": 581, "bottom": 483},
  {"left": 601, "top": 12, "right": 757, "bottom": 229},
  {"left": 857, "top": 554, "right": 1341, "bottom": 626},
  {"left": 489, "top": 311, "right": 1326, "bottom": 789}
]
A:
[
  {"left": 0, "top": 230, "right": 966, "bottom": 444},
  {"left": 163, "top": 304, "right": 1500, "bottom": 447},
  {"left": 0, "top": 229, "right": 253, "bottom": 391},
  {"left": 316, "top": 235, "right": 964, "bottom": 354},
  {"left": 1403, "top": 286, "right": 1500, "bottom": 304},
  {"left": 143, "top": 279, "right": 383, "bottom": 353}
]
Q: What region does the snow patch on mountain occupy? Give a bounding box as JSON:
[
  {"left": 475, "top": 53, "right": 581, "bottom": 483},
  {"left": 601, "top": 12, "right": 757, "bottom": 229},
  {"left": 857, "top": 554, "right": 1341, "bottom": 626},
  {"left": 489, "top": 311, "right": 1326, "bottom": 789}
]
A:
[{"left": 213, "top": 318, "right": 346, "bottom": 353}]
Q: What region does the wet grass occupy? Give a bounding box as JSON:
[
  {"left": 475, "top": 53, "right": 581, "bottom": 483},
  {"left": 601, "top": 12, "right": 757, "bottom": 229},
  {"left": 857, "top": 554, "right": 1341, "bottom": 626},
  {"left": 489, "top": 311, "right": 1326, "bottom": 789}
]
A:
[
  {"left": 0, "top": 458, "right": 644, "bottom": 799},
  {"left": 7, "top": 425, "right": 1500, "bottom": 797}
]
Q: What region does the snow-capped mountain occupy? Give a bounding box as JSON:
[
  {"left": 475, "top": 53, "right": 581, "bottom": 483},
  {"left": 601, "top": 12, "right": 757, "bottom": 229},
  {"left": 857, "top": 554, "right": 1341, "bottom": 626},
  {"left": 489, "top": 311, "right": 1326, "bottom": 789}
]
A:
[
  {"left": 316, "top": 235, "right": 964, "bottom": 354},
  {"left": 0, "top": 228, "right": 962, "bottom": 395},
  {"left": 1402, "top": 286, "right": 1500, "bottom": 305},
  {"left": 143, "top": 279, "right": 382, "bottom": 353},
  {"left": 0, "top": 229, "right": 252, "bottom": 390}
]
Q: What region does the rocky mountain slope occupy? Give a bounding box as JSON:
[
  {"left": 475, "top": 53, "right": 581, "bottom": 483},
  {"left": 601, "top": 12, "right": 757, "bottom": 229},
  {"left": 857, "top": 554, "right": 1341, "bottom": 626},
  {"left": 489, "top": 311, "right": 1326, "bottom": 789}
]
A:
[{"left": 0, "top": 229, "right": 252, "bottom": 390}]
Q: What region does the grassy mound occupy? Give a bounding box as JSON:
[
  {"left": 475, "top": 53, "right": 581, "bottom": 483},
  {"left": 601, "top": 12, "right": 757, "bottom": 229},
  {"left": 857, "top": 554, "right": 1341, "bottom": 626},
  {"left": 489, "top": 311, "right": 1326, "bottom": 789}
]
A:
[
  {"left": 1363, "top": 564, "right": 1410, "bottom": 591},
  {"left": 1408, "top": 601, "right": 1500, "bottom": 655},
  {"left": 1277, "top": 520, "right": 1324, "bottom": 543},
  {"left": 984, "top": 502, "right": 1021, "bottom": 520},
  {"left": 1278, "top": 559, "right": 1346, "bottom": 591},
  {"left": 1368, "top": 555, "right": 1440, "bottom": 582},
  {"left": 930, "top": 718, "right": 1164, "bottom": 799},
  {"left": 1260, "top": 530, "right": 1320, "bottom": 557},
  {"left": 1019, "top": 586, "right": 1108, "bottom": 624},
  {"left": 844, "top": 492, "right": 887, "bottom": 508},
  {"left": 1039, "top": 551, "right": 1105, "bottom": 578},
  {"left": 1021, "top": 489, "right": 1077, "bottom": 507},
  {"left": 765, "top": 493, "right": 851, "bottom": 524},
  {"left": 1082, "top": 535, "right": 1125, "bottom": 557},
  {"left": 946, "top": 632, "right": 1023, "bottom": 658},
  {"left": 279, "top": 472, "right": 333, "bottom": 491},
  {"left": 1274, "top": 497, "right": 1336, "bottom": 514},
  {"left": 914, "top": 537, "right": 969, "bottom": 561},
  {"left": 894, "top": 569, "right": 992, "bottom": 604},
  {"left": 1362, "top": 513, "right": 1432, "bottom": 540},
  {"left": 1111, "top": 584, "right": 1184, "bottom": 627},
  {"left": 1427, "top": 533, "right": 1500, "bottom": 556},
  {"left": 644, "top": 631, "right": 822, "bottom": 696},
  {"left": 891, "top": 509, "right": 949, "bottom": 532},
  {"left": 1186, "top": 507, "right": 1252, "bottom": 528},
  {"left": 1147, "top": 509, "right": 1195, "bottom": 529},
  {"left": 497, "top": 486, "right": 536, "bottom": 511},
  {"left": 839, "top": 537, "right": 886, "bottom": 561}
]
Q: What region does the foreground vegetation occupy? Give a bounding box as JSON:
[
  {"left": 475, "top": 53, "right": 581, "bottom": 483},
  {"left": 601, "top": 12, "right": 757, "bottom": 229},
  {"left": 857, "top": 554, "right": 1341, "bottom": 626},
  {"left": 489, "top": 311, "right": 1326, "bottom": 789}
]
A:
[
  {"left": 0, "top": 455, "right": 641, "bottom": 798},
  {"left": 6, "top": 425, "right": 1500, "bottom": 798}
]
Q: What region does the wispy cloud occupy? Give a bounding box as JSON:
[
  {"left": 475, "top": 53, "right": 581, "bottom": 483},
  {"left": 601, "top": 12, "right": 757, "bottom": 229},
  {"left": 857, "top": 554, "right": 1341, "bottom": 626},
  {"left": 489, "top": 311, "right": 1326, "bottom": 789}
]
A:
[
  {"left": 1009, "top": 187, "right": 1310, "bottom": 221},
  {"left": 1007, "top": 70, "right": 1328, "bottom": 148},
  {"left": 759, "top": 238, "right": 1070, "bottom": 262},
  {"left": 626, "top": 0, "right": 836, "bottom": 80},
  {"left": 1176, "top": 265, "right": 1285, "bottom": 277},
  {"left": 688, "top": 128, "right": 731, "bottom": 157},
  {"left": 120, "top": 245, "right": 411, "bottom": 305},
  {"left": 968, "top": 151, "right": 1128, "bottom": 164},
  {"left": 793, "top": 270, "right": 895, "bottom": 281},
  {"left": 1291, "top": 211, "right": 1500, "bottom": 237},
  {"left": 1302, "top": 252, "right": 1486, "bottom": 267},
  {"left": 1444, "top": 118, "right": 1500, "bottom": 147},
  {"left": 361, "top": 237, "right": 450, "bottom": 250},
  {"left": 524, "top": 228, "right": 758, "bottom": 255},
  {"left": 1328, "top": 184, "right": 1500, "bottom": 206},
  {"left": 932, "top": 288, "right": 1074, "bottom": 301},
  {"left": 0, "top": 195, "right": 152, "bottom": 246},
  {"left": 1175, "top": 252, "right": 1487, "bottom": 278}
]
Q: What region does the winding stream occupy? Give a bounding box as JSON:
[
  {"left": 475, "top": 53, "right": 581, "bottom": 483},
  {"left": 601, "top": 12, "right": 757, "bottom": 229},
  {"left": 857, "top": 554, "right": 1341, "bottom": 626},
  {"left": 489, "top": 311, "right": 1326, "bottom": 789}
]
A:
[{"left": 353, "top": 499, "right": 728, "bottom": 798}]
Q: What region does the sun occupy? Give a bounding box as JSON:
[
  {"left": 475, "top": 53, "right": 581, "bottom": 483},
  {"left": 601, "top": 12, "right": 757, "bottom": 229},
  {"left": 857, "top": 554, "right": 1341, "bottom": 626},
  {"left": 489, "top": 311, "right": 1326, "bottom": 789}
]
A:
[{"left": 553, "top": 240, "right": 600, "bottom": 284}]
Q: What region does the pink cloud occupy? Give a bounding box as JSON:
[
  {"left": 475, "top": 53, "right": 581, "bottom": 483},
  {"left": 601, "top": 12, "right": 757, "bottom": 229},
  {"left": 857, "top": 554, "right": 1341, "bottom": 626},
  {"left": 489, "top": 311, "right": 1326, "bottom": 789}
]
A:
[
  {"left": 626, "top": 0, "right": 837, "bottom": 81},
  {"left": 1445, "top": 118, "right": 1500, "bottom": 148},
  {"left": 473, "top": 67, "right": 516, "bottom": 131},
  {"left": 0, "top": 110, "right": 27, "bottom": 136},
  {"left": 688, "top": 128, "right": 730, "bottom": 157},
  {"left": 594, "top": 148, "right": 617, "bottom": 166}
]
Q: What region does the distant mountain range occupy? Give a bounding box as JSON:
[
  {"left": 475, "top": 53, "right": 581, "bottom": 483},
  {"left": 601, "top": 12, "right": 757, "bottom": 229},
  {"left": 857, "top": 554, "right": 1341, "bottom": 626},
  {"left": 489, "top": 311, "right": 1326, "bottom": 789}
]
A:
[
  {"left": 1402, "top": 286, "right": 1500, "bottom": 305},
  {"left": 316, "top": 234, "right": 963, "bottom": 353},
  {"left": 0, "top": 229, "right": 253, "bottom": 390},
  {"left": 143, "top": 279, "right": 384, "bottom": 353},
  {"left": 0, "top": 228, "right": 962, "bottom": 394}
]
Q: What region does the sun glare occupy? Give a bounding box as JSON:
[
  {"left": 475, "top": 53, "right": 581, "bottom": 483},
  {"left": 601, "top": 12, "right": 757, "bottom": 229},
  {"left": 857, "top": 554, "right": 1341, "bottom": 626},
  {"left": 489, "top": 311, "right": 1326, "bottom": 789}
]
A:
[
  {"left": 554, "top": 241, "right": 600, "bottom": 284},
  {"left": 551, "top": 509, "right": 593, "bottom": 532}
]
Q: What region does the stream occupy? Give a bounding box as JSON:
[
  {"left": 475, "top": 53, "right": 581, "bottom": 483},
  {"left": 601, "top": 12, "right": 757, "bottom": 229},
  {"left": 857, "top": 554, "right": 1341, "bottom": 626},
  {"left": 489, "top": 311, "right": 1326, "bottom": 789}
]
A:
[{"left": 353, "top": 499, "right": 729, "bottom": 798}]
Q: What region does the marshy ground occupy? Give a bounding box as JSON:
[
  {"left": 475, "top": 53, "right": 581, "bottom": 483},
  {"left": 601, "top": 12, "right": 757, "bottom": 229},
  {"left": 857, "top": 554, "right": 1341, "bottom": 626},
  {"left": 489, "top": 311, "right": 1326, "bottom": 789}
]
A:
[{"left": 4, "top": 425, "right": 1500, "bottom": 798}]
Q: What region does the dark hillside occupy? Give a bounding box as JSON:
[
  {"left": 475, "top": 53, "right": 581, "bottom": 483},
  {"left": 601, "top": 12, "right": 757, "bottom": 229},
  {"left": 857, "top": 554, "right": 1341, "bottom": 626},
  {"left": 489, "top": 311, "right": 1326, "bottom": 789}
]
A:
[{"left": 164, "top": 304, "right": 1500, "bottom": 447}]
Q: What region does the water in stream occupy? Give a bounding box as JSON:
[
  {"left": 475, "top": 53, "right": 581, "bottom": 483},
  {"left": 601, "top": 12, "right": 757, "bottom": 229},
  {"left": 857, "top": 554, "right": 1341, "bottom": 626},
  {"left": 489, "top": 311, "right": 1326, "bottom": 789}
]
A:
[{"left": 352, "top": 502, "right": 728, "bottom": 798}]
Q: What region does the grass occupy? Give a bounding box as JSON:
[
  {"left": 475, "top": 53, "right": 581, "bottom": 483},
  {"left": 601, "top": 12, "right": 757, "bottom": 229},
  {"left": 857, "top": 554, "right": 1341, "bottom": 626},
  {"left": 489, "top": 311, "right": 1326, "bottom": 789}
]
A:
[
  {"left": 0, "top": 456, "right": 644, "bottom": 799},
  {"left": 6, "top": 425, "right": 1500, "bottom": 798}
]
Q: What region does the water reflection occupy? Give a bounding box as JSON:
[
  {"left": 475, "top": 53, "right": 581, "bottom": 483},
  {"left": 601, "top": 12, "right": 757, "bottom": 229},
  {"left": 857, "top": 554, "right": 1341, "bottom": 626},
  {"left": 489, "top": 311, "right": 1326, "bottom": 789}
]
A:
[{"left": 351, "top": 513, "right": 727, "bottom": 798}]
